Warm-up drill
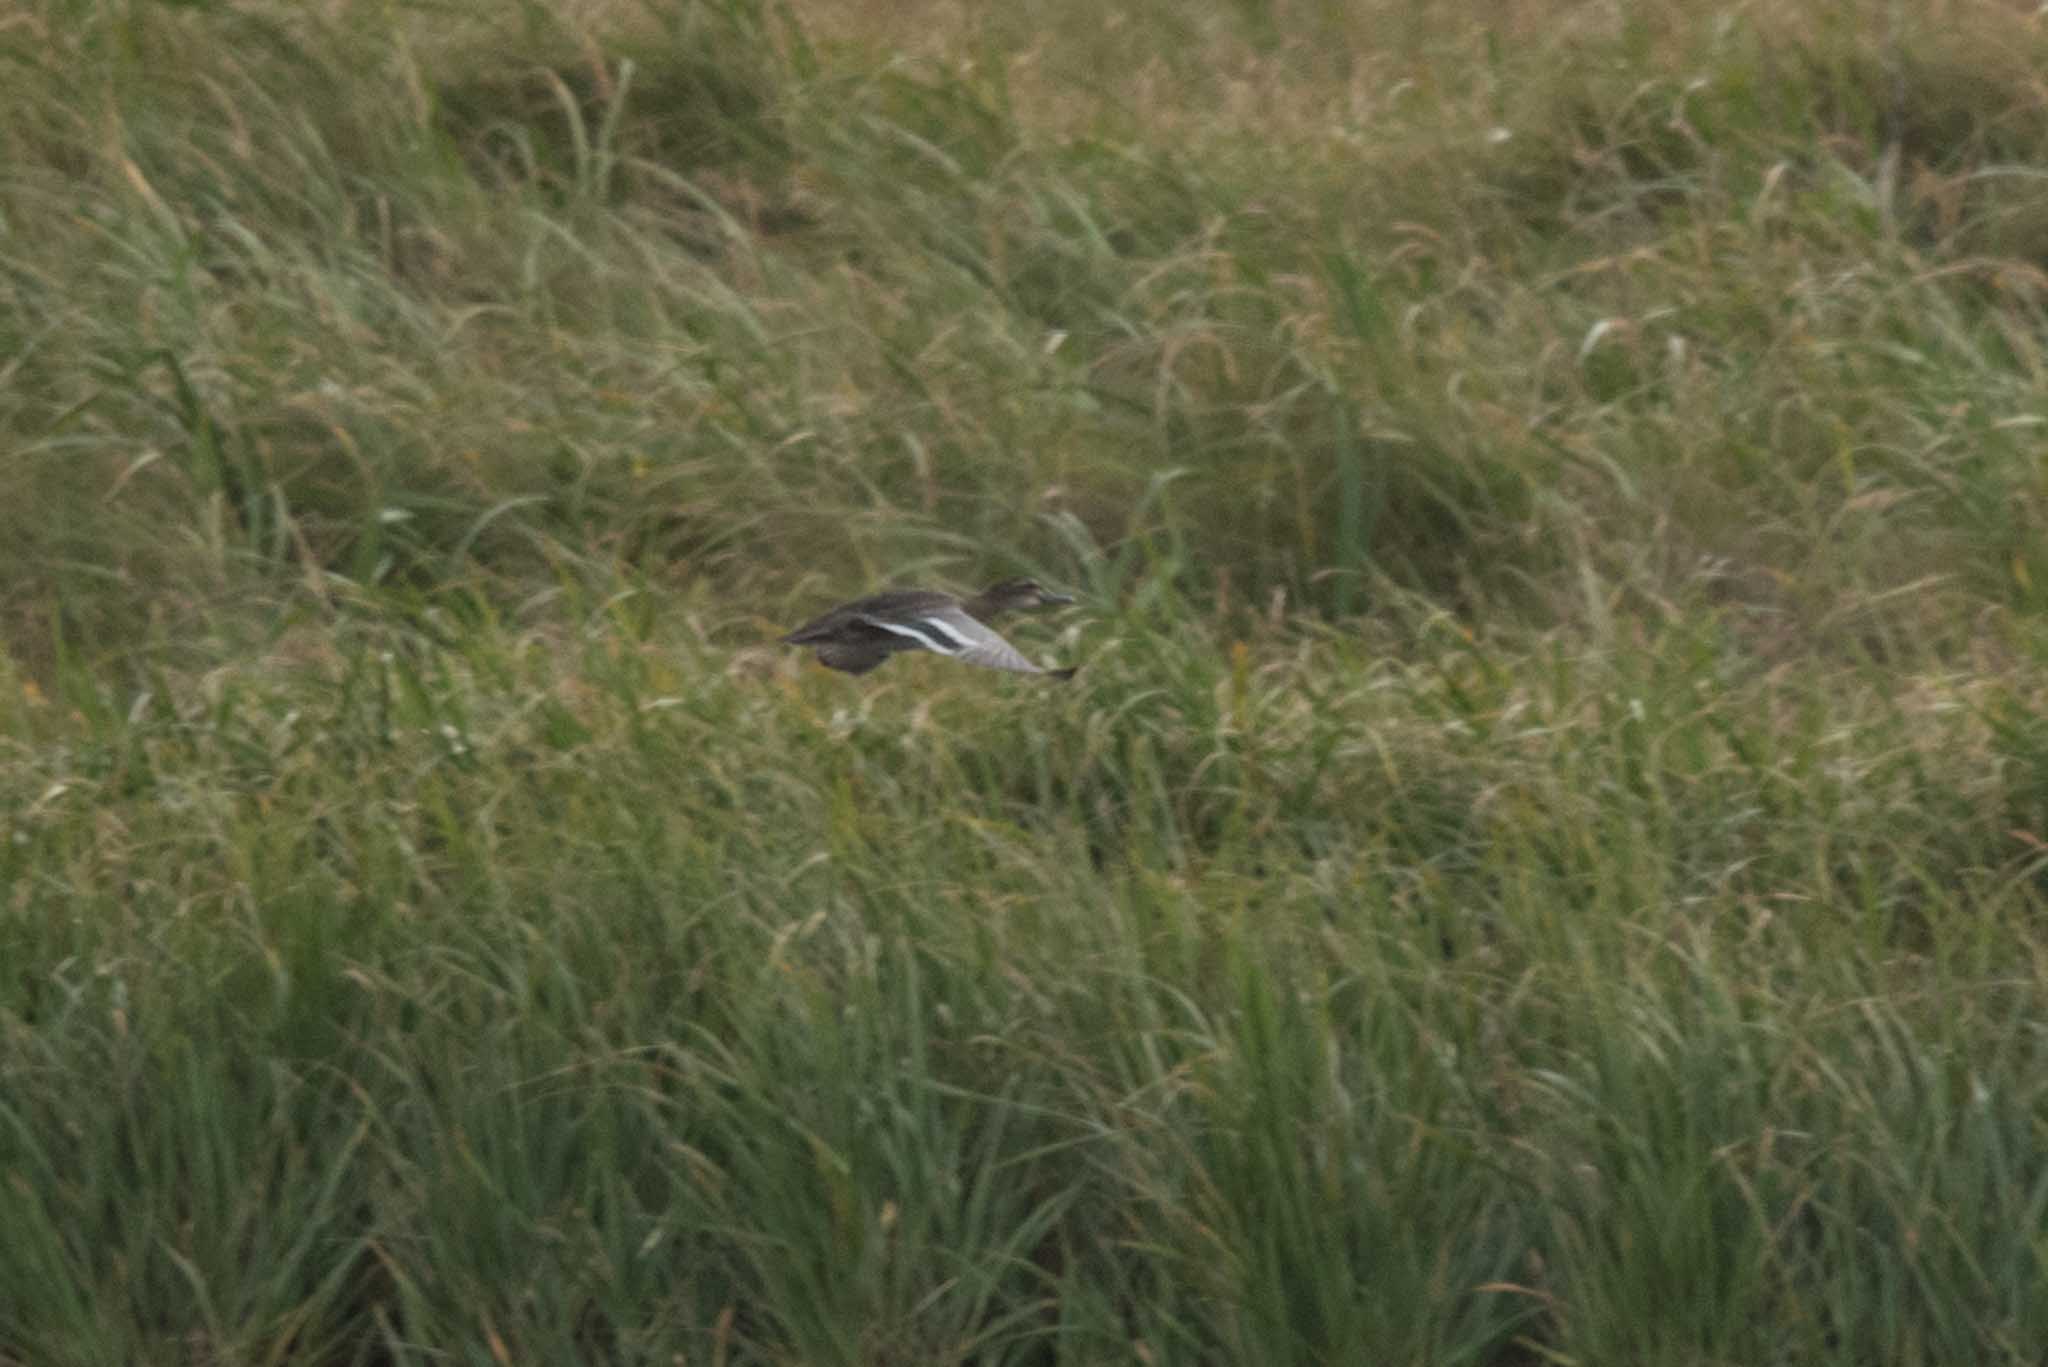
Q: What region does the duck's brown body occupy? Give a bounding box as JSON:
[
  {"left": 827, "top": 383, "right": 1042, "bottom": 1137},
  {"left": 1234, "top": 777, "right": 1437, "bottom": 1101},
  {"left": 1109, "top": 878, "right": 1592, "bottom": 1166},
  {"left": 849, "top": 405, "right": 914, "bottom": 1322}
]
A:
[{"left": 780, "top": 579, "right": 1077, "bottom": 678}]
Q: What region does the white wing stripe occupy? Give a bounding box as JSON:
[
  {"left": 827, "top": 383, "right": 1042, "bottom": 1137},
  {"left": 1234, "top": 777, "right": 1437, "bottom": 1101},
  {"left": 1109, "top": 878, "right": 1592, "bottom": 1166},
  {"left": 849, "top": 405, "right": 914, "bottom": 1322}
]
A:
[
  {"left": 907, "top": 615, "right": 977, "bottom": 650},
  {"left": 863, "top": 616, "right": 969, "bottom": 655}
]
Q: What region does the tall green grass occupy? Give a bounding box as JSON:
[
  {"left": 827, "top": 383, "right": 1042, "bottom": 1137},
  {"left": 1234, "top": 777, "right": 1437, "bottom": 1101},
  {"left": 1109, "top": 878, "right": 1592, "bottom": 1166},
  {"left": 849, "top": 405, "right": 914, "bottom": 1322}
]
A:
[
  {"left": 5, "top": 0, "right": 2048, "bottom": 1361},
  {"left": 6, "top": 611, "right": 2044, "bottom": 1362}
]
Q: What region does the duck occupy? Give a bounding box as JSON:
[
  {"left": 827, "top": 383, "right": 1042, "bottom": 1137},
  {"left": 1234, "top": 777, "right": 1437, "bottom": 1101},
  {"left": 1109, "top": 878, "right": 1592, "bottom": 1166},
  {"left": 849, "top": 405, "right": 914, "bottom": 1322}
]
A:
[{"left": 780, "top": 577, "right": 1078, "bottom": 678}]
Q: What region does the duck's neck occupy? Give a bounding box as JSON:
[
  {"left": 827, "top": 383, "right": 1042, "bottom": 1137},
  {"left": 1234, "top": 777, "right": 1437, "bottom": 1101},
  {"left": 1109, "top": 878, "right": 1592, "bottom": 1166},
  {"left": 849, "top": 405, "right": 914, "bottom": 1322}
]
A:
[{"left": 960, "top": 591, "right": 1014, "bottom": 622}]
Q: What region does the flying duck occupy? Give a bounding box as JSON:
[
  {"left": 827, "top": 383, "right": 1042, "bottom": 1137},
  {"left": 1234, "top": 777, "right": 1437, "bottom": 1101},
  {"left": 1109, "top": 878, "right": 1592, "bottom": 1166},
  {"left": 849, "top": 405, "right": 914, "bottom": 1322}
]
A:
[{"left": 780, "top": 577, "right": 1077, "bottom": 678}]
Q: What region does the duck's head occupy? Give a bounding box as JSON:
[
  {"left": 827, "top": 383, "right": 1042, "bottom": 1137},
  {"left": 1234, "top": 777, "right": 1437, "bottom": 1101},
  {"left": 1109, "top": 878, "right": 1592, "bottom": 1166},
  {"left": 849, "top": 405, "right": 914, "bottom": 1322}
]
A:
[{"left": 971, "top": 577, "right": 1075, "bottom": 616}]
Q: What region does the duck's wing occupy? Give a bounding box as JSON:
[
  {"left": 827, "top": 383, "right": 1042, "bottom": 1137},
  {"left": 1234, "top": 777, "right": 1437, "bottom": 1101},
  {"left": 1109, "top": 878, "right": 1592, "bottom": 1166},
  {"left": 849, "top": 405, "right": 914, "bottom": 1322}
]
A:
[
  {"left": 781, "top": 590, "right": 952, "bottom": 645},
  {"left": 854, "top": 604, "right": 1056, "bottom": 675}
]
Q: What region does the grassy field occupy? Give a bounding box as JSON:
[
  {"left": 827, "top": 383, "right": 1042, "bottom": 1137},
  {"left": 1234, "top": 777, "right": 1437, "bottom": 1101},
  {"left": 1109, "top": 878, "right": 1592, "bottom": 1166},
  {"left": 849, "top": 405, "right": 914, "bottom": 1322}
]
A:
[{"left": 5, "top": 0, "right": 2048, "bottom": 1361}]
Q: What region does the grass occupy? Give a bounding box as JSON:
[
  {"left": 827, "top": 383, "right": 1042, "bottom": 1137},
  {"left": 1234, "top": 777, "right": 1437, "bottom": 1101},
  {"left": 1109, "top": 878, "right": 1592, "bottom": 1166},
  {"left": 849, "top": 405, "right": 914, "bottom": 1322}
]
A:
[{"left": 4, "top": 0, "right": 2048, "bottom": 1361}]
